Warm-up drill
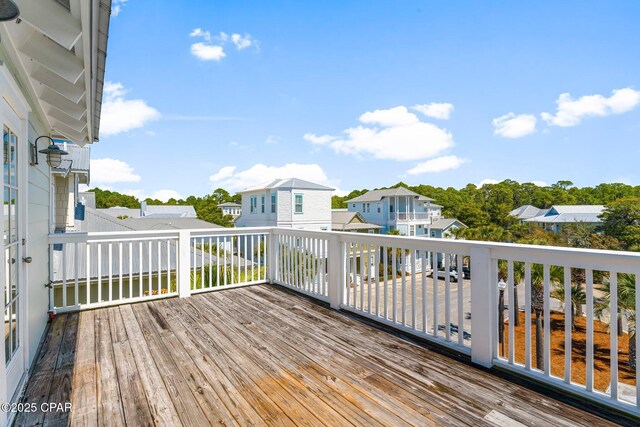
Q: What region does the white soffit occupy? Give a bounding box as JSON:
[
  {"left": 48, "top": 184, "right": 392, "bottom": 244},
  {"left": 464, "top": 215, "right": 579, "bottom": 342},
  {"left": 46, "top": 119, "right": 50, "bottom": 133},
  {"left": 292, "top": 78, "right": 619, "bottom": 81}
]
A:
[{"left": 1, "top": 0, "right": 111, "bottom": 146}]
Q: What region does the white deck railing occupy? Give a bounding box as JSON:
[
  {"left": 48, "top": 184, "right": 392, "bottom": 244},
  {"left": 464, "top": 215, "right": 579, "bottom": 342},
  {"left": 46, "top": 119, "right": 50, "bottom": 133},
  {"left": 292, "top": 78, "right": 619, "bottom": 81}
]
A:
[{"left": 48, "top": 227, "right": 640, "bottom": 416}]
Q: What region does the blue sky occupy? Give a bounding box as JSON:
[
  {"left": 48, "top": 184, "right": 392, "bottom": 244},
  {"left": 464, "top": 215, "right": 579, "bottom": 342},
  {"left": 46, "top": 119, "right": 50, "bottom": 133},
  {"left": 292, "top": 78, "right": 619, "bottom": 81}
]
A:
[{"left": 90, "top": 0, "right": 640, "bottom": 200}]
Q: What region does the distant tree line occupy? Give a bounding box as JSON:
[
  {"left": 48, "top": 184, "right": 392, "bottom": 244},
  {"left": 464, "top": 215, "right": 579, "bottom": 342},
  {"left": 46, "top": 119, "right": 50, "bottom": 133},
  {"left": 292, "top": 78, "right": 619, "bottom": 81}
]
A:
[
  {"left": 88, "top": 187, "right": 241, "bottom": 227},
  {"left": 333, "top": 180, "right": 640, "bottom": 251},
  {"left": 89, "top": 181, "right": 640, "bottom": 248}
]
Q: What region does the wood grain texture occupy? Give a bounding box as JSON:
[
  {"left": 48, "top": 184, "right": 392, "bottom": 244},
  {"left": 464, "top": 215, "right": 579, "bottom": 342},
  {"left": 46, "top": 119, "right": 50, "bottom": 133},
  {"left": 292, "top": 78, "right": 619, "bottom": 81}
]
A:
[{"left": 18, "top": 285, "right": 623, "bottom": 426}]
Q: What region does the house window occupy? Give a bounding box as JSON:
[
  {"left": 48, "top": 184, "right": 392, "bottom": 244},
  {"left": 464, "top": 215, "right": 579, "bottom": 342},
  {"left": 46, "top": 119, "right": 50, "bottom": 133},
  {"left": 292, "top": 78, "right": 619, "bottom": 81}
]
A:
[
  {"left": 362, "top": 203, "right": 365, "bottom": 213},
  {"left": 250, "top": 196, "right": 257, "bottom": 213},
  {"left": 366, "top": 203, "right": 370, "bottom": 213},
  {"left": 271, "top": 192, "right": 277, "bottom": 213},
  {"left": 261, "top": 195, "right": 265, "bottom": 213},
  {"left": 390, "top": 204, "right": 394, "bottom": 213},
  {"left": 377, "top": 204, "right": 381, "bottom": 213},
  {"left": 294, "top": 194, "right": 303, "bottom": 214},
  {"left": 352, "top": 204, "right": 356, "bottom": 208}
]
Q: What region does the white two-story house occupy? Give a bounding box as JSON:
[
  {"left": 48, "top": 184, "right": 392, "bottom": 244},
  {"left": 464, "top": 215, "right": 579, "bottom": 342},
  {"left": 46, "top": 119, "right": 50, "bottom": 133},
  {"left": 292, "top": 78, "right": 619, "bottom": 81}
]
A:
[
  {"left": 346, "top": 187, "right": 442, "bottom": 236},
  {"left": 236, "top": 178, "right": 333, "bottom": 230}
]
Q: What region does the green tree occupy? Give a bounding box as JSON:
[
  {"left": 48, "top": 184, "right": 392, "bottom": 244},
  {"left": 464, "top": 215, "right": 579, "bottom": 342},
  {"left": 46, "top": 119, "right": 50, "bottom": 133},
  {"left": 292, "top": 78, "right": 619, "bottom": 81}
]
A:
[
  {"left": 600, "top": 198, "right": 640, "bottom": 250},
  {"left": 596, "top": 273, "right": 637, "bottom": 368}
]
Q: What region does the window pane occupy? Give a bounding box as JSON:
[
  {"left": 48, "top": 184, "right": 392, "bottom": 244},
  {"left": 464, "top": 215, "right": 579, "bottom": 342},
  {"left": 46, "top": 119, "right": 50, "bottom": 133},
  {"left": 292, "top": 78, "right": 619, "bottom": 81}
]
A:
[
  {"left": 9, "top": 189, "right": 17, "bottom": 243},
  {"left": 9, "top": 132, "right": 17, "bottom": 187},
  {"left": 3, "top": 187, "right": 8, "bottom": 245},
  {"left": 4, "top": 306, "right": 9, "bottom": 363},
  {"left": 4, "top": 248, "right": 9, "bottom": 305},
  {"left": 11, "top": 299, "right": 17, "bottom": 353},
  {"left": 9, "top": 245, "right": 17, "bottom": 301},
  {"left": 2, "top": 127, "right": 8, "bottom": 185}
]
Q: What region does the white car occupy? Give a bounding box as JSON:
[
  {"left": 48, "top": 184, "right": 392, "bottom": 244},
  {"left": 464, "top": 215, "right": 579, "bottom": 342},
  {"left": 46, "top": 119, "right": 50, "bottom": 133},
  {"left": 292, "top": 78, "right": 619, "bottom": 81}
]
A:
[{"left": 433, "top": 269, "right": 459, "bottom": 282}]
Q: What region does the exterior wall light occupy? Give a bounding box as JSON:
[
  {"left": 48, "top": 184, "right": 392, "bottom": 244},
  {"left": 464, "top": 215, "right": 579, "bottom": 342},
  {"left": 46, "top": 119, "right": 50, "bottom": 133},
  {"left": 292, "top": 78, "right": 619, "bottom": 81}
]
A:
[
  {"left": 36, "top": 136, "right": 68, "bottom": 168},
  {"left": 0, "top": 0, "right": 19, "bottom": 21}
]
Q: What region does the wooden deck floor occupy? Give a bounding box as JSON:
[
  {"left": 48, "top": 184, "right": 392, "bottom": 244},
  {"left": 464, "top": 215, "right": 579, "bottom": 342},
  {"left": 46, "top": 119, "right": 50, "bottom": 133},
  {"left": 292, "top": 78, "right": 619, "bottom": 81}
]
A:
[{"left": 16, "top": 285, "right": 624, "bottom": 426}]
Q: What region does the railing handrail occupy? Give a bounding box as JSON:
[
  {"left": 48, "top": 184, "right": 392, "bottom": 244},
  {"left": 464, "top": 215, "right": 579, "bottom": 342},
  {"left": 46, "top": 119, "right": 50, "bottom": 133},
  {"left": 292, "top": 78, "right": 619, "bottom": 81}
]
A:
[
  {"left": 51, "top": 226, "right": 640, "bottom": 267},
  {"left": 48, "top": 226, "right": 275, "bottom": 243}
]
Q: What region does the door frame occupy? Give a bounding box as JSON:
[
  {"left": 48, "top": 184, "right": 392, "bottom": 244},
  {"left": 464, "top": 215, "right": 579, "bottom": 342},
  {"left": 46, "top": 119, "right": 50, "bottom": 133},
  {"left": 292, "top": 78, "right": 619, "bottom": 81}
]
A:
[{"left": 0, "top": 64, "right": 31, "bottom": 408}]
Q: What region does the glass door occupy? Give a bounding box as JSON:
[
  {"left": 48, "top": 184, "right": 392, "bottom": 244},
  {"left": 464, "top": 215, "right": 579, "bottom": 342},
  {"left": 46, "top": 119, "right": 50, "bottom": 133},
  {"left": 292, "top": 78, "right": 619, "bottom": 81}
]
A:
[{"left": 3, "top": 109, "right": 24, "bottom": 400}]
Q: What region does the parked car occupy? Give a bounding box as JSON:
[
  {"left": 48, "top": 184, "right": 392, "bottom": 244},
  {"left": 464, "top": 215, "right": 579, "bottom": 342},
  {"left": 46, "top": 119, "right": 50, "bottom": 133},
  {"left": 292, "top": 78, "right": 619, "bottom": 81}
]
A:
[{"left": 430, "top": 268, "right": 459, "bottom": 282}]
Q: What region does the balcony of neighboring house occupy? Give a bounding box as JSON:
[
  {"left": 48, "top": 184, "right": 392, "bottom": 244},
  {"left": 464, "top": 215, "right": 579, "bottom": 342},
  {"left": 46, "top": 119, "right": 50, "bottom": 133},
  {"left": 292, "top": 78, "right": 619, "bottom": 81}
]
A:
[
  {"left": 390, "top": 211, "right": 434, "bottom": 222},
  {"left": 15, "top": 228, "right": 640, "bottom": 425}
]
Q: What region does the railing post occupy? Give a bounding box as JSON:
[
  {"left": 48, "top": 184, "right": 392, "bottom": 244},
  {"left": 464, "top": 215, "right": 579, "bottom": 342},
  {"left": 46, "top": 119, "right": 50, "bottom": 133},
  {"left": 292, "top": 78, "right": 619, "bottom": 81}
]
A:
[
  {"left": 327, "top": 234, "right": 343, "bottom": 310},
  {"left": 178, "top": 230, "right": 191, "bottom": 298},
  {"left": 267, "top": 228, "right": 277, "bottom": 284},
  {"left": 469, "top": 246, "right": 495, "bottom": 368}
]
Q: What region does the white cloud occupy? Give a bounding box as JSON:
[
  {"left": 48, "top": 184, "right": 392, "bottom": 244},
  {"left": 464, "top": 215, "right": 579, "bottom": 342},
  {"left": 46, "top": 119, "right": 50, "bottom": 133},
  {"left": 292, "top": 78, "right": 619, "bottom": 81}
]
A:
[
  {"left": 231, "top": 33, "right": 253, "bottom": 50},
  {"left": 119, "top": 188, "right": 145, "bottom": 199},
  {"left": 209, "top": 163, "right": 340, "bottom": 193},
  {"left": 492, "top": 113, "right": 537, "bottom": 138},
  {"left": 151, "top": 189, "right": 182, "bottom": 202},
  {"left": 101, "top": 82, "right": 160, "bottom": 136},
  {"left": 90, "top": 158, "right": 141, "bottom": 184},
  {"left": 111, "top": 0, "right": 127, "bottom": 16},
  {"left": 190, "top": 42, "right": 226, "bottom": 61},
  {"left": 407, "top": 156, "right": 467, "bottom": 175},
  {"left": 541, "top": 87, "right": 640, "bottom": 127},
  {"left": 412, "top": 103, "right": 454, "bottom": 120},
  {"left": 305, "top": 105, "right": 454, "bottom": 161},
  {"left": 531, "top": 180, "right": 549, "bottom": 187},
  {"left": 477, "top": 179, "right": 501, "bottom": 187},
  {"left": 265, "top": 135, "right": 280, "bottom": 144},
  {"left": 190, "top": 28, "right": 211, "bottom": 41},
  {"left": 189, "top": 28, "right": 257, "bottom": 61}
]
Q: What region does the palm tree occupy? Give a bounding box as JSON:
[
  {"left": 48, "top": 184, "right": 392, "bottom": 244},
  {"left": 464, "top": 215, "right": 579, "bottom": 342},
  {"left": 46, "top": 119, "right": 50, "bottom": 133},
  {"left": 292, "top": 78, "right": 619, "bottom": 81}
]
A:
[
  {"left": 525, "top": 263, "right": 563, "bottom": 369},
  {"left": 551, "top": 277, "right": 587, "bottom": 331},
  {"left": 596, "top": 273, "right": 637, "bottom": 369}
]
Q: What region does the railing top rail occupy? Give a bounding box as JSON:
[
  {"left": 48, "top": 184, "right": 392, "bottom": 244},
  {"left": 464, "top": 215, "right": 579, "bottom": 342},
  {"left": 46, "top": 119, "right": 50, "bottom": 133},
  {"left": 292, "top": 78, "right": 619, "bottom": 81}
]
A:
[
  {"left": 48, "top": 226, "right": 274, "bottom": 243},
  {"left": 49, "top": 226, "right": 640, "bottom": 272}
]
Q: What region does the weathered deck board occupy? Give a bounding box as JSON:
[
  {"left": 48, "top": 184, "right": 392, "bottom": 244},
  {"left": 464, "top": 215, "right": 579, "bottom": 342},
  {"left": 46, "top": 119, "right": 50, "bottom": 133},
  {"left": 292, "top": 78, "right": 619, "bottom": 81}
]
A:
[{"left": 18, "top": 285, "right": 626, "bottom": 426}]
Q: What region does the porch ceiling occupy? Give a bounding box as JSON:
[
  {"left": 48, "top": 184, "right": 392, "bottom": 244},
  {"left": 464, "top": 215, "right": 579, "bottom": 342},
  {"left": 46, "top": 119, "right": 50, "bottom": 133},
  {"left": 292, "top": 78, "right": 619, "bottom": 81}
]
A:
[{"left": 1, "top": 0, "right": 111, "bottom": 146}]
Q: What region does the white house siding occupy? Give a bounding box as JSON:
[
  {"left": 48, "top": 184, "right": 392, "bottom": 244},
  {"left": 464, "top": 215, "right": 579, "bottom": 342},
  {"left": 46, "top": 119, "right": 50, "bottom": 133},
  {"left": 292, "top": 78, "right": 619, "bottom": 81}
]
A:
[
  {"left": 277, "top": 190, "right": 292, "bottom": 223},
  {"left": 277, "top": 189, "right": 331, "bottom": 230},
  {"left": 0, "top": 46, "right": 53, "bottom": 375},
  {"left": 25, "top": 117, "right": 51, "bottom": 369},
  {"left": 237, "top": 188, "right": 331, "bottom": 231},
  {"left": 237, "top": 190, "right": 277, "bottom": 227}
]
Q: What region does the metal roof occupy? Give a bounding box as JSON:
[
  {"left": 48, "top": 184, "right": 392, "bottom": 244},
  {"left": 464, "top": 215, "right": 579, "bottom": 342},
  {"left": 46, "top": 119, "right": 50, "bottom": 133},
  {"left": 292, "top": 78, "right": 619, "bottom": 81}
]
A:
[
  {"left": 331, "top": 211, "right": 381, "bottom": 231},
  {"left": 219, "top": 202, "right": 242, "bottom": 207},
  {"left": 239, "top": 178, "right": 334, "bottom": 193},
  {"left": 524, "top": 205, "right": 604, "bottom": 224},
  {"left": 429, "top": 218, "right": 467, "bottom": 231},
  {"left": 99, "top": 207, "right": 141, "bottom": 219},
  {"left": 142, "top": 205, "right": 197, "bottom": 218},
  {"left": 346, "top": 188, "right": 434, "bottom": 203},
  {"left": 509, "top": 205, "right": 545, "bottom": 220},
  {"left": 120, "top": 218, "right": 222, "bottom": 231}
]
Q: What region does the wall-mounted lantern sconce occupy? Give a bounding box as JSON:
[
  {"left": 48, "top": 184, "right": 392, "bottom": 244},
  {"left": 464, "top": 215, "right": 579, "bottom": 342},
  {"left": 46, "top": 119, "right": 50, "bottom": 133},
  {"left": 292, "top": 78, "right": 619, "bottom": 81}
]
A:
[
  {"left": 34, "top": 136, "right": 68, "bottom": 168},
  {"left": 0, "top": 0, "right": 20, "bottom": 22}
]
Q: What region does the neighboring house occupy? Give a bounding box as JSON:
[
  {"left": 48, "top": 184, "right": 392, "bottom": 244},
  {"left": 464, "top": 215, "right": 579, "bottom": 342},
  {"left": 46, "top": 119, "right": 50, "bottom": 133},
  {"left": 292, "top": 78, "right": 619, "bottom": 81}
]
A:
[
  {"left": 219, "top": 201, "right": 242, "bottom": 217},
  {"left": 52, "top": 208, "right": 245, "bottom": 286},
  {"left": 98, "top": 201, "right": 197, "bottom": 219},
  {"left": 509, "top": 205, "right": 550, "bottom": 224},
  {"left": 51, "top": 143, "right": 91, "bottom": 232},
  {"left": 331, "top": 210, "right": 382, "bottom": 233},
  {"left": 346, "top": 187, "right": 443, "bottom": 236},
  {"left": 97, "top": 206, "right": 141, "bottom": 219},
  {"left": 0, "top": 1, "right": 111, "bottom": 418},
  {"left": 140, "top": 201, "right": 197, "bottom": 218},
  {"left": 235, "top": 178, "right": 333, "bottom": 231},
  {"left": 524, "top": 205, "right": 605, "bottom": 233},
  {"left": 428, "top": 218, "right": 467, "bottom": 238}
]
